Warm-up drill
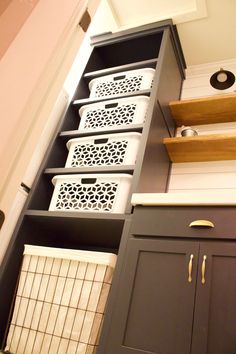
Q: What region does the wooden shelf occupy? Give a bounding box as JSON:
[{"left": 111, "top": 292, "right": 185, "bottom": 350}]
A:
[
  {"left": 164, "top": 132, "right": 236, "bottom": 162},
  {"left": 169, "top": 93, "right": 236, "bottom": 126}
]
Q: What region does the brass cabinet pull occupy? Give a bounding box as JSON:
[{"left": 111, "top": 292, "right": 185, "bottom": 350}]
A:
[
  {"left": 201, "top": 255, "right": 207, "bottom": 284},
  {"left": 188, "top": 254, "right": 194, "bottom": 283},
  {"left": 189, "top": 220, "right": 214, "bottom": 228}
]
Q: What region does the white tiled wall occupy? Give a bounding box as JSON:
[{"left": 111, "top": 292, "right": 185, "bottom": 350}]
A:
[{"left": 168, "top": 58, "right": 236, "bottom": 193}]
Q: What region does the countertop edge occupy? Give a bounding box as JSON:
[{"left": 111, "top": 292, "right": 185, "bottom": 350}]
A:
[{"left": 131, "top": 193, "right": 236, "bottom": 206}]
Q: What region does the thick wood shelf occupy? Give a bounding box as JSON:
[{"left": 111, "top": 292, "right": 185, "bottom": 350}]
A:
[
  {"left": 59, "top": 124, "right": 143, "bottom": 138},
  {"left": 84, "top": 58, "right": 158, "bottom": 79},
  {"left": 164, "top": 132, "right": 236, "bottom": 162},
  {"left": 169, "top": 93, "right": 236, "bottom": 126},
  {"left": 44, "top": 166, "right": 135, "bottom": 175}
]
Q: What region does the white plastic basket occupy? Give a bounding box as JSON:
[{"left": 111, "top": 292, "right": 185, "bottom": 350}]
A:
[
  {"left": 78, "top": 95, "right": 149, "bottom": 132},
  {"left": 49, "top": 174, "right": 132, "bottom": 213},
  {"left": 5, "top": 245, "right": 117, "bottom": 354},
  {"left": 65, "top": 132, "right": 142, "bottom": 168},
  {"left": 89, "top": 68, "right": 155, "bottom": 98}
]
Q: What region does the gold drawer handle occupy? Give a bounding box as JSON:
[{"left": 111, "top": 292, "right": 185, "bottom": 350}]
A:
[
  {"left": 189, "top": 220, "right": 214, "bottom": 228},
  {"left": 201, "top": 255, "right": 207, "bottom": 284},
  {"left": 188, "top": 254, "right": 194, "bottom": 283}
]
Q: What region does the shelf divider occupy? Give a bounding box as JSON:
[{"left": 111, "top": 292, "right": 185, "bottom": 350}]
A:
[
  {"left": 72, "top": 89, "right": 151, "bottom": 107},
  {"left": 44, "top": 166, "right": 135, "bottom": 175},
  {"left": 83, "top": 58, "right": 158, "bottom": 79},
  {"left": 25, "top": 209, "right": 128, "bottom": 220},
  {"left": 59, "top": 124, "right": 144, "bottom": 138}
]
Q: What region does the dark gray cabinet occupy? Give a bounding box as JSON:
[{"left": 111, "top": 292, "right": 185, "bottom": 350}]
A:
[
  {"left": 105, "top": 238, "right": 198, "bottom": 354},
  {"left": 0, "top": 21, "right": 186, "bottom": 347},
  {"left": 99, "top": 207, "right": 236, "bottom": 354},
  {"left": 192, "top": 242, "right": 236, "bottom": 354}
]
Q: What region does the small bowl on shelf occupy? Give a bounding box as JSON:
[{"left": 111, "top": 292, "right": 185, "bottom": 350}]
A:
[{"left": 180, "top": 126, "right": 198, "bottom": 137}]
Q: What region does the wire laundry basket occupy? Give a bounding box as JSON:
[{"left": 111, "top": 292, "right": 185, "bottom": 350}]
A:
[{"left": 3, "top": 245, "right": 117, "bottom": 354}]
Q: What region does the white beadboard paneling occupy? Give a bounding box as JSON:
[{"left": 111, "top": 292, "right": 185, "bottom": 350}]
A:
[
  {"left": 185, "top": 58, "right": 236, "bottom": 77},
  {"left": 169, "top": 172, "right": 236, "bottom": 190},
  {"left": 131, "top": 191, "right": 236, "bottom": 206},
  {"left": 171, "top": 160, "right": 236, "bottom": 175},
  {"left": 183, "top": 76, "right": 236, "bottom": 89},
  {"left": 181, "top": 85, "right": 236, "bottom": 99},
  {"left": 168, "top": 58, "right": 236, "bottom": 195},
  {"left": 181, "top": 58, "right": 236, "bottom": 99},
  {"left": 168, "top": 188, "right": 236, "bottom": 194}
]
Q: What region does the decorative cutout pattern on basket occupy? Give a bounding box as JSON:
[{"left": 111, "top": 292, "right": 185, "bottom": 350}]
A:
[
  {"left": 71, "top": 140, "right": 128, "bottom": 167},
  {"left": 93, "top": 76, "right": 143, "bottom": 97},
  {"left": 49, "top": 174, "right": 132, "bottom": 213},
  {"left": 56, "top": 182, "right": 118, "bottom": 212},
  {"left": 83, "top": 103, "right": 136, "bottom": 130}
]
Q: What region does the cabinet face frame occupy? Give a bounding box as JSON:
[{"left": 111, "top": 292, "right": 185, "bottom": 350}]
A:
[
  {"left": 131, "top": 206, "right": 236, "bottom": 240},
  {"left": 104, "top": 238, "right": 199, "bottom": 354},
  {"left": 191, "top": 242, "right": 236, "bottom": 354},
  {"left": 103, "top": 237, "right": 236, "bottom": 354}
]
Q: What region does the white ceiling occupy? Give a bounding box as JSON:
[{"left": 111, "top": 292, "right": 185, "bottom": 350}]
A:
[
  {"left": 109, "top": 0, "right": 207, "bottom": 27},
  {"left": 104, "top": 0, "right": 236, "bottom": 66}
]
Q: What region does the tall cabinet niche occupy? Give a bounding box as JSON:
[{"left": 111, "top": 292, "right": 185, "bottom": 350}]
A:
[{"left": 0, "top": 20, "right": 186, "bottom": 348}]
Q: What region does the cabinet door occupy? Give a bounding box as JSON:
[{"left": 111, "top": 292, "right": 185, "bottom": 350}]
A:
[
  {"left": 192, "top": 242, "right": 236, "bottom": 354},
  {"left": 105, "top": 238, "right": 199, "bottom": 354}
]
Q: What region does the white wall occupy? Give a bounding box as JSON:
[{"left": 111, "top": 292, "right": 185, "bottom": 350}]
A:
[
  {"left": 0, "top": 0, "right": 101, "bottom": 219},
  {"left": 64, "top": 0, "right": 119, "bottom": 99},
  {"left": 168, "top": 58, "right": 236, "bottom": 194}
]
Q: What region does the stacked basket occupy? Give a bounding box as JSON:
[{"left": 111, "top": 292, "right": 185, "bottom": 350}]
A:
[{"left": 49, "top": 68, "right": 155, "bottom": 214}]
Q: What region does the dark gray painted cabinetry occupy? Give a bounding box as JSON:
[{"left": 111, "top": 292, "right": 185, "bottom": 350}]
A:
[
  {"left": 105, "top": 238, "right": 198, "bottom": 354},
  {"left": 192, "top": 242, "right": 236, "bottom": 354},
  {"left": 0, "top": 21, "right": 186, "bottom": 348},
  {"left": 99, "top": 207, "right": 236, "bottom": 354}
]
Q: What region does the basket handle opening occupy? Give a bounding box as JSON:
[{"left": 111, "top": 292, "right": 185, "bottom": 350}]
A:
[
  {"left": 113, "top": 75, "right": 126, "bottom": 81},
  {"left": 105, "top": 102, "right": 118, "bottom": 109},
  {"left": 94, "top": 138, "right": 108, "bottom": 144},
  {"left": 81, "top": 178, "right": 97, "bottom": 184}
]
